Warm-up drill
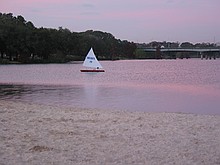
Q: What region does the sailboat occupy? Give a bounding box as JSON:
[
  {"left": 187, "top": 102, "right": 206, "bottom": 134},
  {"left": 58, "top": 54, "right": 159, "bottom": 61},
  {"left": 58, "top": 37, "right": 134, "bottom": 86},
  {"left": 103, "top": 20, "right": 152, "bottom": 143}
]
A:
[{"left": 80, "top": 47, "right": 105, "bottom": 72}]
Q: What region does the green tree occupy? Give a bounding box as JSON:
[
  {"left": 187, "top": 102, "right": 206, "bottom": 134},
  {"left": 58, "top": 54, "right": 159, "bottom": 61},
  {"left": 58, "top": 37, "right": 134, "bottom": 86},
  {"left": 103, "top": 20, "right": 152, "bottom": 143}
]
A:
[{"left": 0, "top": 13, "right": 137, "bottom": 63}]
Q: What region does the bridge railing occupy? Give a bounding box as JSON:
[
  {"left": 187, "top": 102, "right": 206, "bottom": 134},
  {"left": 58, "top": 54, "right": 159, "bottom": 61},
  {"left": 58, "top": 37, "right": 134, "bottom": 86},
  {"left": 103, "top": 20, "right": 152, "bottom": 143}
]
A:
[{"left": 143, "top": 48, "right": 220, "bottom": 52}]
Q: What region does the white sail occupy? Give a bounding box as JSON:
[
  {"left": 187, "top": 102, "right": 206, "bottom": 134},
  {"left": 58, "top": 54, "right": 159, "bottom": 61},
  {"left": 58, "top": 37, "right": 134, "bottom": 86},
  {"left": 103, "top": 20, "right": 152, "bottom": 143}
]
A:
[{"left": 83, "top": 48, "right": 103, "bottom": 69}]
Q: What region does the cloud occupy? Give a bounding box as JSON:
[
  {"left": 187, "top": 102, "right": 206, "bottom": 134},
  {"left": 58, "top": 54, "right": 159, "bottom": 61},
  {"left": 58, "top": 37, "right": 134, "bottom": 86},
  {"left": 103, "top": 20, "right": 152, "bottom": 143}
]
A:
[
  {"left": 82, "top": 3, "right": 95, "bottom": 8},
  {"left": 79, "top": 2, "right": 100, "bottom": 17}
]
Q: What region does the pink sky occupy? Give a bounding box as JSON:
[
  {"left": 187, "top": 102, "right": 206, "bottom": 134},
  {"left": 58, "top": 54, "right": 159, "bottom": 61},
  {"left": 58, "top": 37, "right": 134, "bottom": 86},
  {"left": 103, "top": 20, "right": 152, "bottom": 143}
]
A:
[{"left": 1, "top": 0, "right": 220, "bottom": 43}]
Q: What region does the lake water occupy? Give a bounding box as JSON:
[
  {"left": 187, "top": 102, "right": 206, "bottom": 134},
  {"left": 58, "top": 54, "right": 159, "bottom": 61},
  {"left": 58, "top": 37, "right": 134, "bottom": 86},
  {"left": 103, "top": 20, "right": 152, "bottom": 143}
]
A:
[{"left": 0, "top": 59, "right": 220, "bottom": 115}]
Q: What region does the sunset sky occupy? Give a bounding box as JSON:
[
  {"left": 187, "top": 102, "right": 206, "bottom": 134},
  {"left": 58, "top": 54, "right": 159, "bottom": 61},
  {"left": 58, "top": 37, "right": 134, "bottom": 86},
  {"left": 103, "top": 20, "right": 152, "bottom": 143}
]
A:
[{"left": 1, "top": 0, "right": 220, "bottom": 43}]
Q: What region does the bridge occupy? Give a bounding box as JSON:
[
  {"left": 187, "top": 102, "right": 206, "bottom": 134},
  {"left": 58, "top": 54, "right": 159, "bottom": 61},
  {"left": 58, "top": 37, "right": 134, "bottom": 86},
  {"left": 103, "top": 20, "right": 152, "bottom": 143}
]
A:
[
  {"left": 143, "top": 48, "right": 220, "bottom": 52},
  {"left": 142, "top": 48, "right": 220, "bottom": 59}
]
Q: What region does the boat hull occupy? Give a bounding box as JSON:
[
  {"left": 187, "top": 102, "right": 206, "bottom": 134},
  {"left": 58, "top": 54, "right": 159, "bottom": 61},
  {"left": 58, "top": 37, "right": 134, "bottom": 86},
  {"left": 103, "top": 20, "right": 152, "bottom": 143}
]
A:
[{"left": 80, "top": 69, "right": 105, "bottom": 72}]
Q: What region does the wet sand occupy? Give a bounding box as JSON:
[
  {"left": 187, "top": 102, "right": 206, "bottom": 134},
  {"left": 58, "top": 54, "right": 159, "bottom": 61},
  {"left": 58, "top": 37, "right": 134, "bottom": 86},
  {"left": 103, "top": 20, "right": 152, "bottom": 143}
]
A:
[{"left": 0, "top": 100, "right": 220, "bottom": 165}]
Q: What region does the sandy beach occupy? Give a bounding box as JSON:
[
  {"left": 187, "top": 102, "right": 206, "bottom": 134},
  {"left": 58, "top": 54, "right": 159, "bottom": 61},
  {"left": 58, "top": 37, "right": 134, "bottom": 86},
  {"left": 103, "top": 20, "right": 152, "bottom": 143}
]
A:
[{"left": 0, "top": 100, "right": 220, "bottom": 165}]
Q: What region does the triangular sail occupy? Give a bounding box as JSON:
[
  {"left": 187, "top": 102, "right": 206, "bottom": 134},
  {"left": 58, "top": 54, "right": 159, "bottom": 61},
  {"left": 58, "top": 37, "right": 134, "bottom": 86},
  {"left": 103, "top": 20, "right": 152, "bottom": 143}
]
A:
[{"left": 83, "top": 48, "right": 103, "bottom": 69}]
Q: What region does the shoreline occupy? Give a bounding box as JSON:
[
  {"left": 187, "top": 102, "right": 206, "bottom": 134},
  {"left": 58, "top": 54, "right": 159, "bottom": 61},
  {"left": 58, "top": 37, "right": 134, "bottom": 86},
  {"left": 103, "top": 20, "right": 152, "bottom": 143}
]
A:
[{"left": 1, "top": 100, "right": 220, "bottom": 165}]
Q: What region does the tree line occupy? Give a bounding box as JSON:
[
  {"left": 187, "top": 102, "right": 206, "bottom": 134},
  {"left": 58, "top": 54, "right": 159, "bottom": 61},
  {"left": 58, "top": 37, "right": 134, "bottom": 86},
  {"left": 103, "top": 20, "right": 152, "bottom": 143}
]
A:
[{"left": 0, "top": 13, "right": 136, "bottom": 64}]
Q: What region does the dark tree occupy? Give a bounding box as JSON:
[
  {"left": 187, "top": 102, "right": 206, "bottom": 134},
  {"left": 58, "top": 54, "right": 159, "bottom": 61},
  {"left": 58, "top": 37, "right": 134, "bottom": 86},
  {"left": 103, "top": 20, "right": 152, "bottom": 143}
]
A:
[{"left": 0, "top": 13, "right": 137, "bottom": 63}]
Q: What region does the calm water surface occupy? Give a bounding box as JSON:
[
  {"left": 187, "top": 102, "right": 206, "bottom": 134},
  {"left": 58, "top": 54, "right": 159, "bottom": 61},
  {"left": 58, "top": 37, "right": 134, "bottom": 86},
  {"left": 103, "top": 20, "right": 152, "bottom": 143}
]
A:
[{"left": 0, "top": 60, "right": 220, "bottom": 115}]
